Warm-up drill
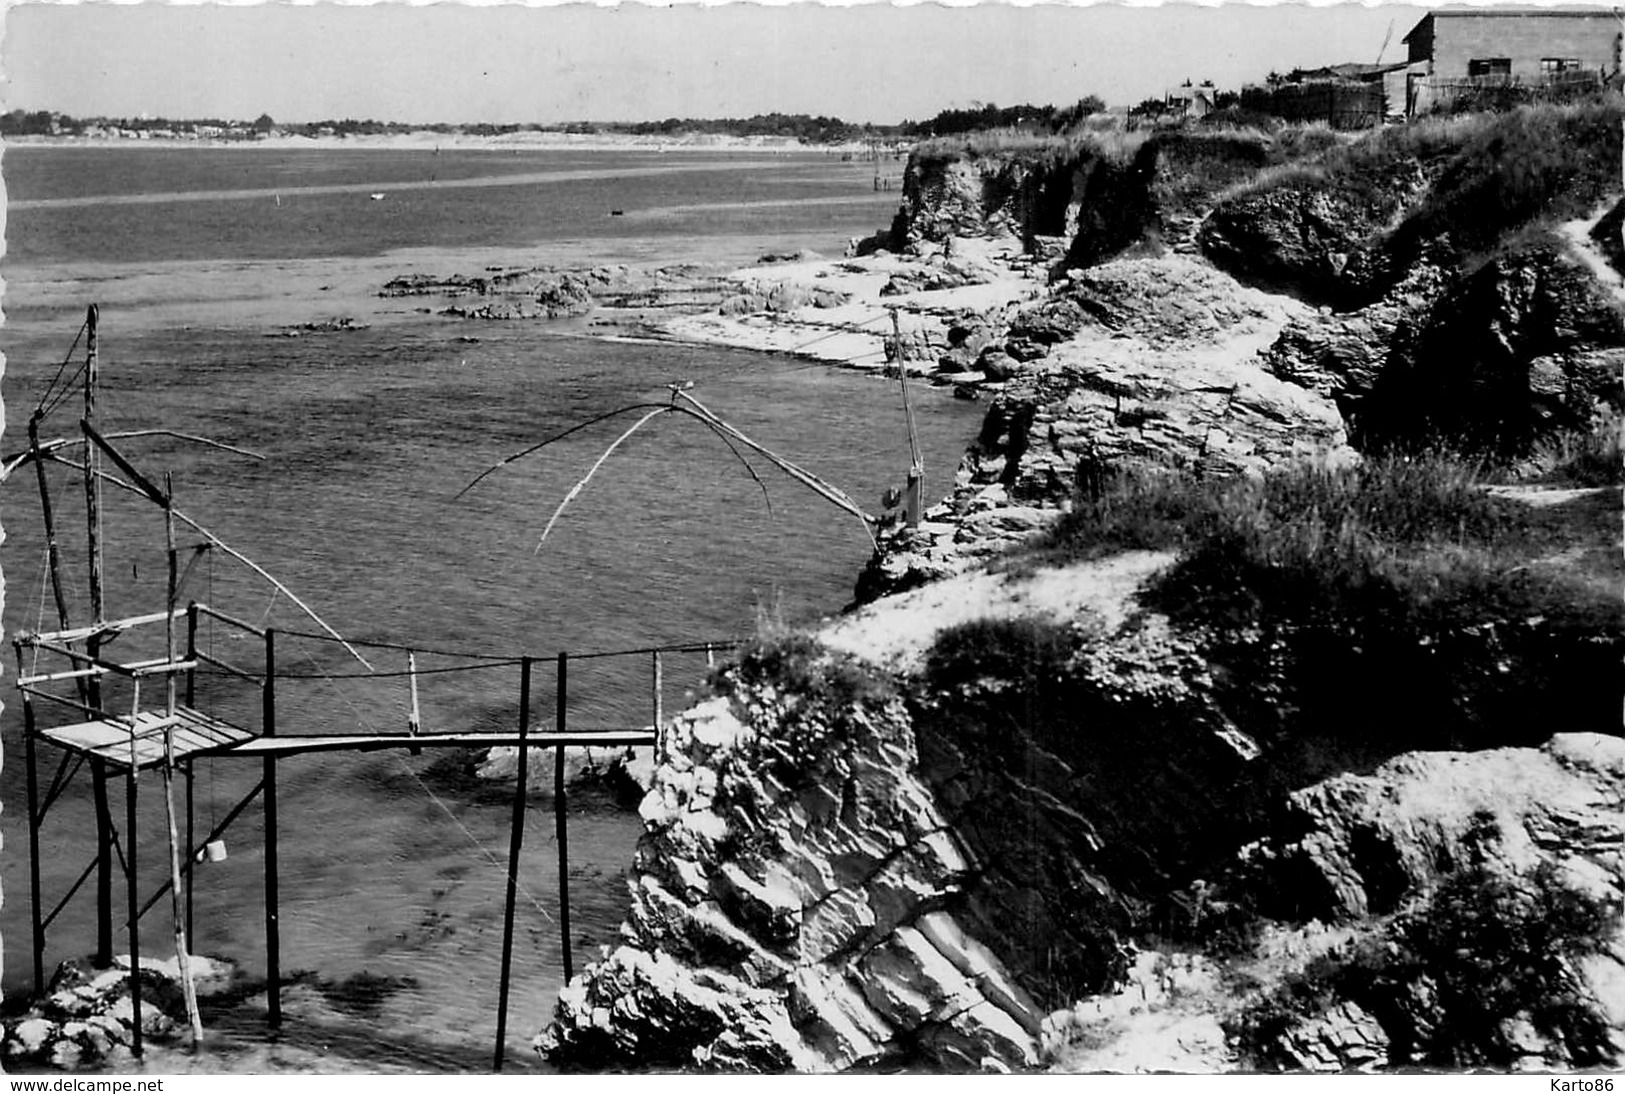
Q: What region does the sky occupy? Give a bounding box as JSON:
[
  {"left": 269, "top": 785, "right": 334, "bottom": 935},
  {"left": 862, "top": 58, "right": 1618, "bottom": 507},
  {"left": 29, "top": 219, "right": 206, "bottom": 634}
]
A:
[{"left": 0, "top": 1, "right": 1594, "bottom": 127}]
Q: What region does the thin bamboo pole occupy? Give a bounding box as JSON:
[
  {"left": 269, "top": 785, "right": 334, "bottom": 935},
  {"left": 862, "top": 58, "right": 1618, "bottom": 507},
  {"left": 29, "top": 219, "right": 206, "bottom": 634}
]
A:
[{"left": 43, "top": 454, "right": 372, "bottom": 671}]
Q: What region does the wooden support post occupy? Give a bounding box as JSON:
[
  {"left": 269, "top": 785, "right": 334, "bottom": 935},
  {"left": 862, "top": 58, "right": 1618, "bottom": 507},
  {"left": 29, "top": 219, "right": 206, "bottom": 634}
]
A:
[
  {"left": 27, "top": 417, "right": 81, "bottom": 694},
  {"left": 891, "top": 309, "right": 924, "bottom": 529},
  {"left": 905, "top": 470, "right": 923, "bottom": 528},
  {"left": 125, "top": 769, "right": 143, "bottom": 1058},
  {"left": 185, "top": 762, "right": 195, "bottom": 941},
  {"left": 493, "top": 656, "right": 533, "bottom": 1074},
  {"left": 24, "top": 692, "right": 46, "bottom": 997},
  {"left": 26, "top": 411, "right": 108, "bottom": 971},
  {"left": 652, "top": 649, "right": 663, "bottom": 729},
  {"left": 82, "top": 304, "right": 104, "bottom": 626},
  {"left": 163, "top": 477, "right": 204, "bottom": 1048},
  {"left": 184, "top": 604, "right": 198, "bottom": 939},
  {"left": 262, "top": 627, "right": 281, "bottom": 1029},
  {"left": 185, "top": 604, "right": 198, "bottom": 707},
  {"left": 82, "top": 304, "right": 116, "bottom": 969},
  {"left": 91, "top": 754, "right": 113, "bottom": 966},
  {"left": 556, "top": 651, "right": 573, "bottom": 984},
  {"left": 407, "top": 651, "right": 422, "bottom": 756}
]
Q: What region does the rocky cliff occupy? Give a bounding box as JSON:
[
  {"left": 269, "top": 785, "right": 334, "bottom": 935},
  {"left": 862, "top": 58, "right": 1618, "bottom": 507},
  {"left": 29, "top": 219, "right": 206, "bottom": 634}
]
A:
[
  {"left": 538, "top": 112, "right": 1624, "bottom": 1074},
  {"left": 539, "top": 644, "right": 1045, "bottom": 1071}
]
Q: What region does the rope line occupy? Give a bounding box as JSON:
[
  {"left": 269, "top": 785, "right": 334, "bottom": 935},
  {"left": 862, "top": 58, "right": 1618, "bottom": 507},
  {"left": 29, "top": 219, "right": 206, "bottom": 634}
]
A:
[
  {"left": 33, "top": 315, "right": 89, "bottom": 422},
  {"left": 191, "top": 661, "right": 521, "bottom": 681},
  {"left": 285, "top": 644, "right": 558, "bottom": 924},
  {"left": 268, "top": 625, "right": 740, "bottom": 664}
]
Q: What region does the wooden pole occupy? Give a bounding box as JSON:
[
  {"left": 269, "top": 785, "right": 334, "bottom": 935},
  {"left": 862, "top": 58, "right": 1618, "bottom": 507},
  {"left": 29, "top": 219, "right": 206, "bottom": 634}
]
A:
[
  {"left": 82, "top": 304, "right": 104, "bottom": 625},
  {"left": 23, "top": 687, "right": 46, "bottom": 997},
  {"left": 27, "top": 416, "right": 79, "bottom": 682},
  {"left": 407, "top": 651, "right": 422, "bottom": 756},
  {"left": 162, "top": 477, "right": 204, "bottom": 1047},
  {"left": 185, "top": 763, "right": 195, "bottom": 940},
  {"left": 891, "top": 310, "right": 924, "bottom": 528},
  {"left": 80, "top": 305, "right": 117, "bottom": 967},
  {"left": 26, "top": 411, "right": 113, "bottom": 965},
  {"left": 555, "top": 651, "right": 573, "bottom": 984},
  {"left": 125, "top": 768, "right": 143, "bottom": 1058},
  {"left": 185, "top": 605, "right": 197, "bottom": 940},
  {"left": 652, "top": 650, "right": 663, "bottom": 729},
  {"left": 493, "top": 656, "right": 533, "bottom": 1073},
  {"left": 262, "top": 627, "right": 281, "bottom": 1029}
]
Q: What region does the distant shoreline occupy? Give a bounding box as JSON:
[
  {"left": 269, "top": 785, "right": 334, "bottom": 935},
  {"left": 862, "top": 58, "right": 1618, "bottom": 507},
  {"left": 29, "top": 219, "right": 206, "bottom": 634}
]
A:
[{"left": 4, "top": 131, "right": 894, "bottom": 155}]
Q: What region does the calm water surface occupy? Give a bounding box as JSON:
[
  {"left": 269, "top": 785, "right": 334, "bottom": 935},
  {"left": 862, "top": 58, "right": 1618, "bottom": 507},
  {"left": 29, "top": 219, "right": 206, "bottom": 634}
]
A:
[{"left": 1, "top": 145, "right": 971, "bottom": 1072}]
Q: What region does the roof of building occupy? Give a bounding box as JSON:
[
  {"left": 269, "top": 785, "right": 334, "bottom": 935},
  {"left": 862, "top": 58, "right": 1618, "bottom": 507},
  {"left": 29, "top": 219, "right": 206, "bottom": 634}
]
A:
[{"left": 1404, "top": 7, "right": 1620, "bottom": 42}]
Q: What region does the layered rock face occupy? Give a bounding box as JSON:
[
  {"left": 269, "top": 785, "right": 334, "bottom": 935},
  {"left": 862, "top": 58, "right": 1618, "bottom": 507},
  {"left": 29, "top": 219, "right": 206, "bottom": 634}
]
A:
[
  {"left": 1355, "top": 244, "right": 1625, "bottom": 451},
  {"left": 1196, "top": 157, "right": 1428, "bottom": 308},
  {"left": 1240, "top": 733, "right": 1624, "bottom": 924},
  {"left": 858, "top": 255, "right": 1353, "bottom": 600},
  {"left": 1231, "top": 734, "right": 1625, "bottom": 1071},
  {"left": 893, "top": 154, "right": 1080, "bottom": 253},
  {"left": 539, "top": 657, "right": 1045, "bottom": 1072}
]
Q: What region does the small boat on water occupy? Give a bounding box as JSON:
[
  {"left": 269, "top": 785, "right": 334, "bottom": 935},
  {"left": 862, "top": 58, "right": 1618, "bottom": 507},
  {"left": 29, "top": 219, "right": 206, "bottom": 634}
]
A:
[
  {"left": 610, "top": 209, "right": 624, "bottom": 217},
  {"left": 370, "top": 192, "right": 387, "bottom": 201}
]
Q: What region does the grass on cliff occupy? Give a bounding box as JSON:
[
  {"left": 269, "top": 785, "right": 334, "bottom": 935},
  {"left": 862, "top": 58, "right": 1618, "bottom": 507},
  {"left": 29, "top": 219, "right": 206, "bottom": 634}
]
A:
[
  {"left": 1214, "top": 97, "right": 1624, "bottom": 278},
  {"left": 1032, "top": 452, "right": 1620, "bottom": 607},
  {"left": 1008, "top": 452, "right": 1622, "bottom": 746},
  {"left": 910, "top": 126, "right": 1147, "bottom": 170}
]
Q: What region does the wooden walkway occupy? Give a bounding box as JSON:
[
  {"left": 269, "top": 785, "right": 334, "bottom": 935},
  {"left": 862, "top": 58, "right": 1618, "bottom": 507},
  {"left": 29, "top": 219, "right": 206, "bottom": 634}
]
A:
[{"left": 227, "top": 729, "right": 655, "bottom": 757}]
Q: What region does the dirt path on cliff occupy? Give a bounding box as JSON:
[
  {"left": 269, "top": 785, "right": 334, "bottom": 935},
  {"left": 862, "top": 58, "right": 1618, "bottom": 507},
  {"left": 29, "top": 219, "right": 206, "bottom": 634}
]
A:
[{"left": 821, "top": 549, "right": 1175, "bottom": 673}]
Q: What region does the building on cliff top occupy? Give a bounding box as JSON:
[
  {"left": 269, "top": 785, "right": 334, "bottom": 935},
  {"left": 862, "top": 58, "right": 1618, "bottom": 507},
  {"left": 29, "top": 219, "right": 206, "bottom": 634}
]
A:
[{"left": 1403, "top": 7, "right": 1622, "bottom": 114}]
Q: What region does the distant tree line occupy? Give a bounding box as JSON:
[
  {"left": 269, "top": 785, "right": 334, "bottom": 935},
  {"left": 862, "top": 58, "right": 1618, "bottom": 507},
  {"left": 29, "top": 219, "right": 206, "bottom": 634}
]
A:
[
  {"left": 608, "top": 113, "right": 886, "bottom": 143},
  {"left": 3, "top": 97, "right": 1115, "bottom": 143},
  {"left": 899, "top": 97, "right": 1107, "bottom": 137}
]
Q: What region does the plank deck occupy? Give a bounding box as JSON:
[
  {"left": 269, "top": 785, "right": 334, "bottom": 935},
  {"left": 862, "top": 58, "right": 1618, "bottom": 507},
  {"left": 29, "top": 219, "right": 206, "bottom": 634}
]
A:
[{"left": 41, "top": 706, "right": 258, "bottom": 771}]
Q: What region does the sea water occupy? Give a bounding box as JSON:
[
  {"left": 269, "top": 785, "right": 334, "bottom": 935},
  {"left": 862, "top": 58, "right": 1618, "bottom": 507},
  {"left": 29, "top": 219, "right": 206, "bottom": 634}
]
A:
[{"left": 0, "top": 145, "right": 975, "bottom": 1071}]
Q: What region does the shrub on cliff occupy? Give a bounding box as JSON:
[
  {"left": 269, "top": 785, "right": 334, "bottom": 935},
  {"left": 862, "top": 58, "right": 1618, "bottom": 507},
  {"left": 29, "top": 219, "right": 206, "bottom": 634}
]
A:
[
  {"left": 1234, "top": 860, "right": 1622, "bottom": 1069},
  {"left": 709, "top": 632, "right": 898, "bottom": 793}
]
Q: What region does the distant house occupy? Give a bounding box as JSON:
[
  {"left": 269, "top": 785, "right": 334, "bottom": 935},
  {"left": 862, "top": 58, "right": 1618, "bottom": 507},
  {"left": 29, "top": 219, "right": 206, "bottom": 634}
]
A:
[
  {"left": 1403, "top": 8, "right": 1621, "bottom": 112},
  {"left": 1166, "top": 82, "right": 1218, "bottom": 118},
  {"left": 1239, "top": 63, "right": 1402, "bottom": 128}
]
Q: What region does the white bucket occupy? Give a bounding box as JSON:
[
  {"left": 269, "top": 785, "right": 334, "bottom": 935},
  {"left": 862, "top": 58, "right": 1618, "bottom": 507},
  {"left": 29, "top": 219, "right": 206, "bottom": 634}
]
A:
[{"left": 205, "top": 839, "right": 228, "bottom": 863}]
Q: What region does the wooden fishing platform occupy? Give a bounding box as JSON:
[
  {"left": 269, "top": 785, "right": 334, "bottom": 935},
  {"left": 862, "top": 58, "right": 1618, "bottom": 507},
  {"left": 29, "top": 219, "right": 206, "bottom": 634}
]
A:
[
  {"left": 15, "top": 599, "right": 721, "bottom": 1070},
  {"left": 9, "top": 304, "right": 748, "bottom": 1070}
]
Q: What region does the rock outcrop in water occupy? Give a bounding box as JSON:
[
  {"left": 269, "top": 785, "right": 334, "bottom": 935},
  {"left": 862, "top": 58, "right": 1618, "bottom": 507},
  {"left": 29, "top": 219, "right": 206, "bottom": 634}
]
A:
[{"left": 1, "top": 955, "right": 238, "bottom": 1070}]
